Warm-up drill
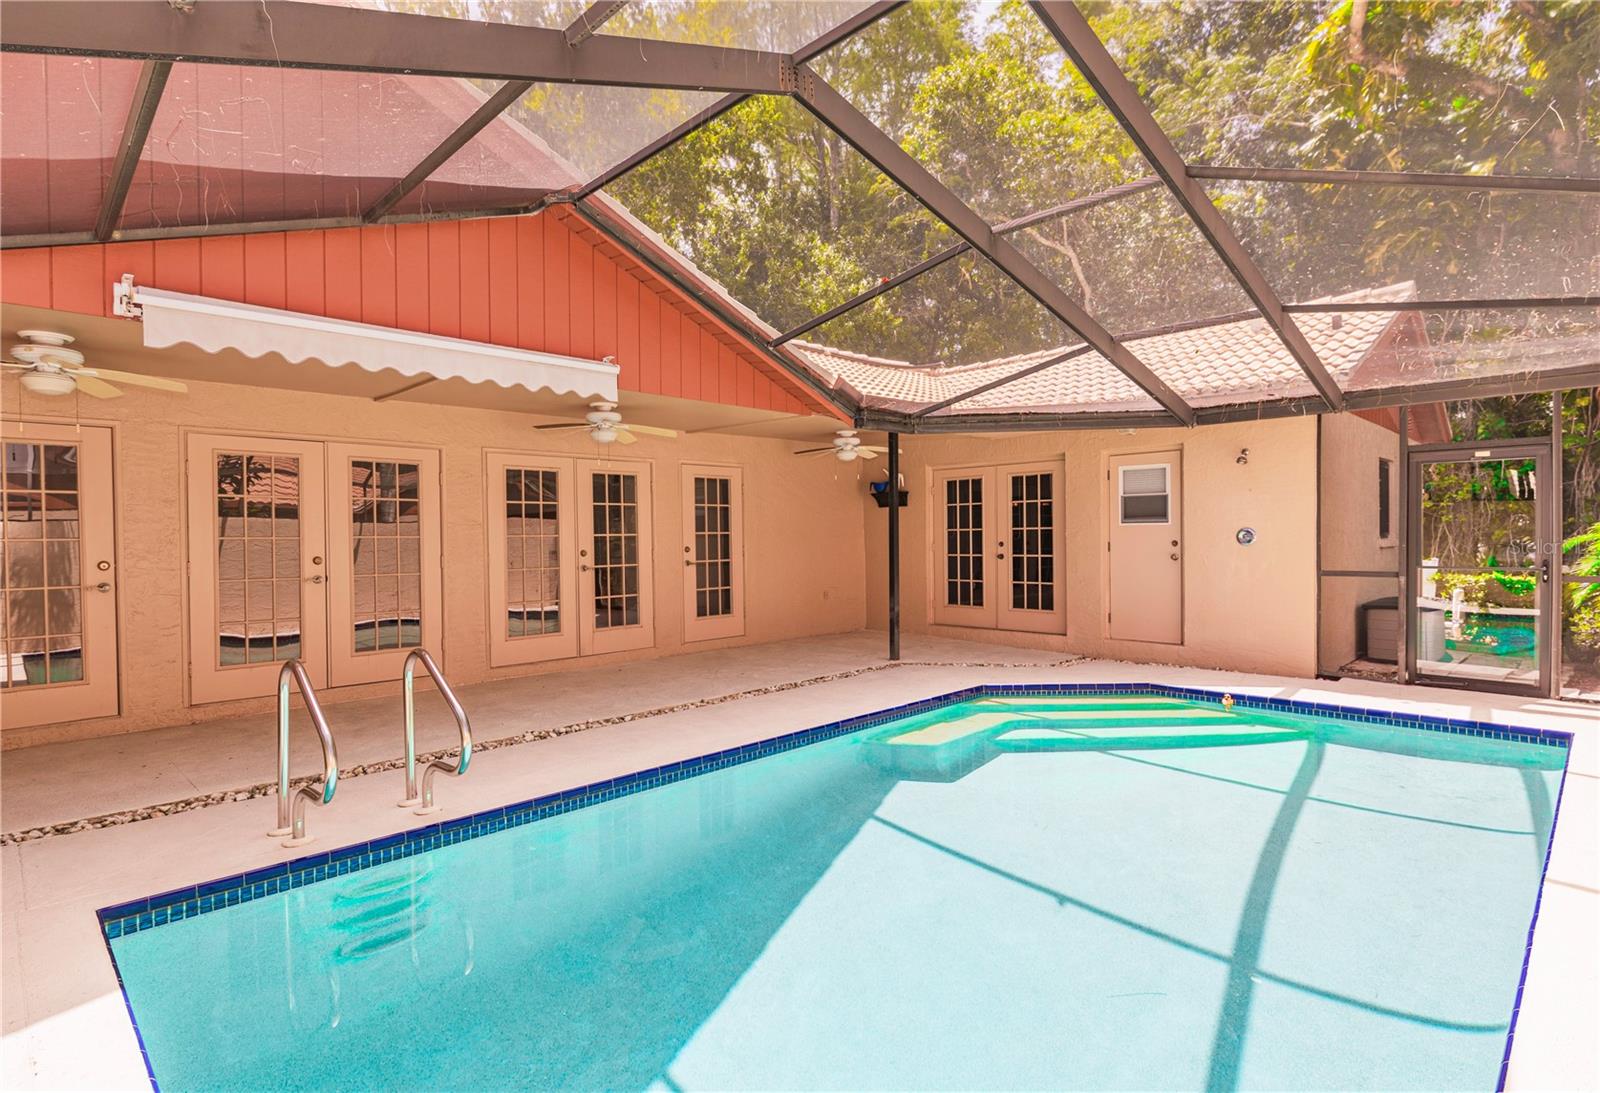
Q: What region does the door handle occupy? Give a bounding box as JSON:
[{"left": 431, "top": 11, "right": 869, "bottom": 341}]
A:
[
  {"left": 1540, "top": 559, "right": 1551, "bottom": 584},
  {"left": 82, "top": 582, "right": 112, "bottom": 592},
  {"left": 305, "top": 574, "right": 324, "bottom": 584},
  {"left": 580, "top": 564, "right": 591, "bottom": 572},
  {"left": 1170, "top": 553, "right": 1180, "bottom": 561}
]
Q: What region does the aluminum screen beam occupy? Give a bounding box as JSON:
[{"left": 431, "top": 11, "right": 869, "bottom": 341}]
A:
[
  {"left": 363, "top": 80, "right": 534, "bottom": 223},
  {"left": 790, "top": 68, "right": 1195, "bottom": 425},
  {"left": 858, "top": 361, "right": 1600, "bottom": 434},
  {"left": 912, "top": 346, "right": 1094, "bottom": 416},
  {"left": 93, "top": 59, "right": 170, "bottom": 242},
  {"left": 568, "top": 197, "right": 860, "bottom": 421},
  {"left": 574, "top": 2, "right": 905, "bottom": 201},
  {"left": 0, "top": 0, "right": 793, "bottom": 93},
  {"left": 564, "top": 1, "right": 629, "bottom": 47},
  {"left": 772, "top": 177, "right": 1163, "bottom": 346},
  {"left": 1188, "top": 165, "right": 1600, "bottom": 195},
  {"left": 1030, "top": 0, "right": 1344, "bottom": 412}
]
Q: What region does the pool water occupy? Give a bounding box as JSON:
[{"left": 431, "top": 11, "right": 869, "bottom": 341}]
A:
[{"left": 108, "top": 695, "right": 1565, "bottom": 1091}]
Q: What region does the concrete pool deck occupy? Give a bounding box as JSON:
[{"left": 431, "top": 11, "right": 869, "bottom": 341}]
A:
[{"left": 2, "top": 632, "right": 1595, "bottom": 1090}]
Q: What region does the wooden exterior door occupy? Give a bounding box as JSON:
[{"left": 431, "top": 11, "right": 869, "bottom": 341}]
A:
[
  {"left": 1107, "top": 450, "right": 1183, "bottom": 644},
  {"left": 186, "top": 433, "right": 328, "bottom": 703},
  {"left": 324, "top": 443, "right": 443, "bottom": 687},
  {"left": 994, "top": 461, "right": 1066, "bottom": 634},
  {"left": 576, "top": 459, "right": 654, "bottom": 655},
  {"left": 681, "top": 464, "right": 745, "bottom": 642},
  {"left": 2, "top": 422, "right": 119, "bottom": 729},
  {"left": 486, "top": 452, "right": 579, "bottom": 666}
]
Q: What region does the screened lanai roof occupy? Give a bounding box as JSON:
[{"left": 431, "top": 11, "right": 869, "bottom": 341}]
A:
[{"left": 2, "top": 0, "right": 1596, "bottom": 431}]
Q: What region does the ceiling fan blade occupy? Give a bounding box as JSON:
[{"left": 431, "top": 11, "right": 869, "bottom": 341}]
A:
[
  {"left": 792, "top": 447, "right": 835, "bottom": 455},
  {"left": 611, "top": 429, "right": 640, "bottom": 445},
  {"left": 78, "top": 367, "right": 187, "bottom": 393},
  {"left": 857, "top": 446, "right": 889, "bottom": 455},
  {"left": 622, "top": 424, "right": 678, "bottom": 439},
  {"left": 532, "top": 422, "right": 589, "bottom": 431},
  {"left": 0, "top": 361, "right": 32, "bottom": 369},
  {"left": 856, "top": 450, "right": 882, "bottom": 459},
  {"left": 72, "top": 374, "right": 124, "bottom": 399}
]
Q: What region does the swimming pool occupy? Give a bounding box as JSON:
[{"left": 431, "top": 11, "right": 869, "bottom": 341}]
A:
[{"left": 101, "top": 685, "right": 1569, "bottom": 1091}]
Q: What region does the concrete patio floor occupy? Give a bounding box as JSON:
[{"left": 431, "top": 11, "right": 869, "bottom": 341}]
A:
[{"left": 2, "top": 632, "right": 1595, "bottom": 1091}]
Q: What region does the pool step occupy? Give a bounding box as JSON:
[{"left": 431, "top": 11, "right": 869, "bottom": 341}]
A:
[
  {"left": 886, "top": 704, "right": 1233, "bottom": 747},
  {"left": 993, "top": 725, "right": 1304, "bottom": 752}
]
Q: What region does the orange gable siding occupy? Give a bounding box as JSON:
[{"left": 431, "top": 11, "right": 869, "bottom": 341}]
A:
[{"left": 0, "top": 207, "right": 834, "bottom": 417}]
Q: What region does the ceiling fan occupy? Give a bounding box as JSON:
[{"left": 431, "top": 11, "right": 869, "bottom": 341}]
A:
[
  {"left": 794, "top": 430, "right": 888, "bottom": 462},
  {"left": 533, "top": 401, "right": 678, "bottom": 445},
  {"left": 3, "top": 331, "right": 188, "bottom": 398}
]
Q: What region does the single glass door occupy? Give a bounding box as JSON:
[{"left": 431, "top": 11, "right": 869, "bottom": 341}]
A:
[{"left": 1409, "top": 445, "right": 1553, "bottom": 694}]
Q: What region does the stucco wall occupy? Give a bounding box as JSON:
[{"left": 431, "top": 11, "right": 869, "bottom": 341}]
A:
[
  {"left": 2, "top": 378, "right": 866, "bottom": 748},
  {"left": 1318, "top": 412, "right": 1403, "bottom": 673},
  {"left": 862, "top": 417, "right": 1320, "bottom": 677}
]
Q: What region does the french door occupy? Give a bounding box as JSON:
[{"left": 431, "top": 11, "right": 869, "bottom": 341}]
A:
[
  {"left": 1408, "top": 443, "right": 1553, "bottom": 695},
  {"left": 1, "top": 422, "right": 119, "bottom": 729},
  {"left": 487, "top": 454, "right": 654, "bottom": 665},
  {"left": 681, "top": 465, "right": 744, "bottom": 642},
  {"left": 185, "top": 434, "right": 441, "bottom": 703},
  {"left": 931, "top": 461, "right": 1065, "bottom": 634}
]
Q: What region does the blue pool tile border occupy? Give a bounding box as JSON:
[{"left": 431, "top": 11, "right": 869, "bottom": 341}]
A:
[
  {"left": 97, "top": 681, "right": 1572, "bottom": 939},
  {"left": 95, "top": 681, "right": 1574, "bottom": 1093}
]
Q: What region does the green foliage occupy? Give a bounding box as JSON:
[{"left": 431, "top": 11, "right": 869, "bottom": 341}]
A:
[{"left": 603, "top": 0, "right": 1596, "bottom": 361}]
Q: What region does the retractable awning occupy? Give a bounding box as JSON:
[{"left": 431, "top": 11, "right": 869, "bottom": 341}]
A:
[{"left": 112, "top": 277, "right": 619, "bottom": 403}]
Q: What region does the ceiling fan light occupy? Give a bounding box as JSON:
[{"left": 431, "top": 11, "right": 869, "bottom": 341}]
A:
[
  {"left": 591, "top": 425, "right": 619, "bottom": 444},
  {"left": 18, "top": 370, "right": 77, "bottom": 396},
  {"left": 835, "top": 447, "right": 859, "bottom": 462}
]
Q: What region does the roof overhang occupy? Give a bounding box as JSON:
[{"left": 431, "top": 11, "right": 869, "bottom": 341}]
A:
[{"left": 113, "top": 278, "right": 618, "bottom": 403}]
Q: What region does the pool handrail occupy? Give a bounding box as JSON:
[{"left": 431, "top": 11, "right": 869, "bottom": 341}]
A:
[
  {"left": 270, "top": 658, "right": 339, "bottom": 847},
  {"left": 398, "top": 648, "right": 473, "bottom": 815}
]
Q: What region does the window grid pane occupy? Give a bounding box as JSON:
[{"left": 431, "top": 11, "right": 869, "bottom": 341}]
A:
[
  {"left": 506, "top": 468, "right": 561, "bottom": 638},
  {"left": 1009, "top": 472, "right": 1055, "bottom": 613},
  {"left": 692, "top": 475, "right": 734, "bottom": 618},
  {"left": 592, "top": 472, "right": 641, "bottom": 630},
  {"left": 210, "top": 452, "right": 305, "bottom": 667},
  {"left": 3, "top": 441, "right": 84, "bottom": 687},
  {"left": 943, "top": 476, "right": 985, "bottom": 607},
  {"left": 350, "top": 459, "right": 422, "bottom": 654}
]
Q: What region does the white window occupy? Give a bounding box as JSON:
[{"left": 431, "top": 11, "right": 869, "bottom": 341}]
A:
[{"left": 1119, "top": 465, "right": 1170, "bottom": 525}]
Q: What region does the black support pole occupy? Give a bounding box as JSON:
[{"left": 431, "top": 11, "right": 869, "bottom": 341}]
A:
[{"left": 887, "top": 432, "right": 901, "bottom": 661}]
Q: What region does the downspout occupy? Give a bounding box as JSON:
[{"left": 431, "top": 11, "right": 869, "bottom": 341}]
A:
[{"left": 887, "top": 431, "right": 901, "bottom": 661}]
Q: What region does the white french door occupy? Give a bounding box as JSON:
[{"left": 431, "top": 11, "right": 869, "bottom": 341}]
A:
[
  {"left": 1, "top": 422, "right": 120, "bottom": 729},
  {"left": 681, "top": 464, "right": 744, "bottom": 642},
  {"left": 487, "top": 454, "right": 655, "bottom": 664},
  {"left": 185, "top": 434, "right": 441, "bottom": 703},
  {"left": 578, "top": 459, "right": 655, "bottom": 655},
  {"left": 931, "top": 460, "right": 1065, "bottom": 634}
]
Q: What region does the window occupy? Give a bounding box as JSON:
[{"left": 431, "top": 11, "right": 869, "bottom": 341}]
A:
[
  {"left": 1378, "top": 458, "right": 1394, "bottom": 542},
  {"left": 1119, "top": 465, "right": 1170, "bottom": 524}
]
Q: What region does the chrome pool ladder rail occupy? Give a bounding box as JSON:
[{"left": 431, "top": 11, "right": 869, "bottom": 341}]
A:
[
  {"left": 397, "top": 648, "right": 473, "bottom": 815},
  {"left": 270, "top": 659, "right": 340, "bottom": 847}
]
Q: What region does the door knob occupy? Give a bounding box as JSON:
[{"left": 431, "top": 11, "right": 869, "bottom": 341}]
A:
[
  {"left": 580, "top": 564, "right": 591, "bottom": 572},
  {"left": 306, "top": 574, "right": 324, "bottom": 584},
  {"left": 1170, "top": 553, "right": 1180, "bottom": 561},
  {"left": 90, "top": 582, "right": 112, "bottom": 593}
]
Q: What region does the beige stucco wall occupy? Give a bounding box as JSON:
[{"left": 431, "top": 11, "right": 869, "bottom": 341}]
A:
[
  {"left": 862, "top": 417, "right": 1321, "bottom": 678},
  {"left": 2, "top": 377, "right": 867, "bottom": 748},
  {"left": 1317, "top": 412, "right": 1403, "bottom": 673}
]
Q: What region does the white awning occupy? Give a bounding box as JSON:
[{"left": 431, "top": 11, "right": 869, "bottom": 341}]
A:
[{"left": 114, "top": 279, "right": 618, "bottom": 402}]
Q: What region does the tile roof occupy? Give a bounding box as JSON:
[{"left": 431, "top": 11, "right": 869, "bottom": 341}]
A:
[{"left": 792, "top": 283, "right": 1420, "bottom": 416}]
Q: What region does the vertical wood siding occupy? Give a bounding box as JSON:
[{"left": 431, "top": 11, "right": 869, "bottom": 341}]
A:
[{"left": 1, "top": 206, "right": 826, "bottom": 416}]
